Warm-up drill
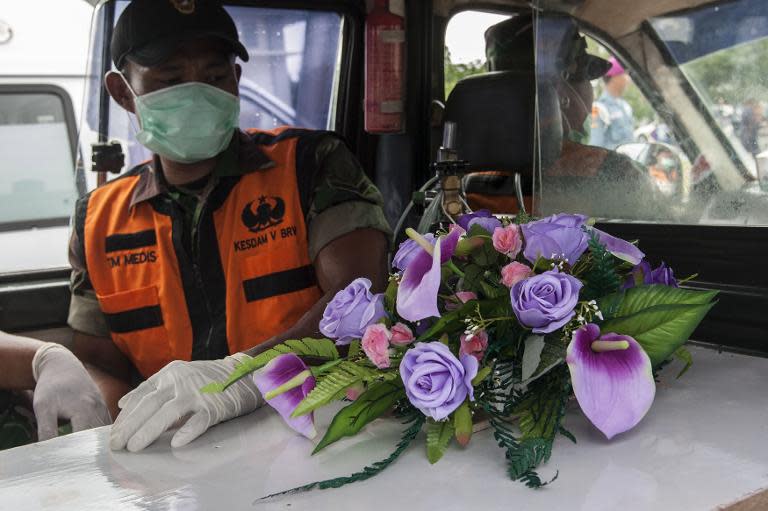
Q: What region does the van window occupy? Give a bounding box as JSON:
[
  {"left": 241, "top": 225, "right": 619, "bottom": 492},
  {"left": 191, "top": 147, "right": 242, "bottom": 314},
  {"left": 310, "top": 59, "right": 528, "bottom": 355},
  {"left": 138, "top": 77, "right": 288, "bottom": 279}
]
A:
[
  {"left": 0, "top": 90, "right": 77, "bottom": 228},
  {"left": 85, "top": 2, "right": 345, "bottom": 171},
  {"left": 444, "top": 10, "right": 511, "bottom": 97}
]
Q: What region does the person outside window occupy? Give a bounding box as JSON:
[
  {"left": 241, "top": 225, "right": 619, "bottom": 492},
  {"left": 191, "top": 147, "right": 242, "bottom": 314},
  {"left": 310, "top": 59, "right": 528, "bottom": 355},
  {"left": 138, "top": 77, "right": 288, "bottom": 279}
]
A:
[{"left": 591, "top": 57, "right": 636, "bottom": 150}]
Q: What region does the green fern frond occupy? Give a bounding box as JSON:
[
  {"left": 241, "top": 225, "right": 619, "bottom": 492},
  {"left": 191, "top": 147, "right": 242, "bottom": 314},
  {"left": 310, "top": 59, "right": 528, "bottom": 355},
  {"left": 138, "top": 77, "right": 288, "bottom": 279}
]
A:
[
  {"left": 256, "top": 411, "right": 425, "bottom": 501},
  {"left": 581, "top": 231, "right": 623, "bottom": 302},
  {"left": 292, "top": 362, "right": 384, "bottom": 417}
]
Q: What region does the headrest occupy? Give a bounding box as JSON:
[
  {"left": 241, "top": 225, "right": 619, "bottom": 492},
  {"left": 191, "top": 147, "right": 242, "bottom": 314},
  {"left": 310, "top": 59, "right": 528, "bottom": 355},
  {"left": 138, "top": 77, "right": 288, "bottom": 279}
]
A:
[{"left": 443, "top": 70, "right": 562, "bottom": 176}]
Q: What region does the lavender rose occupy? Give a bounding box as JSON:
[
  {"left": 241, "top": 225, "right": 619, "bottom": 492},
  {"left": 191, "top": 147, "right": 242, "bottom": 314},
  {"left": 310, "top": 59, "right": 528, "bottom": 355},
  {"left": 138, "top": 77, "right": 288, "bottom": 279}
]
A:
[
  {"left": 400, "top": 342, "right": 478, "bottom": 421},
  {"left": 622, "top": 260, "right": 678, "bottom": 289},
  {"left": 319, "top": 278, "right": 386, "bottom": 345},
  {"left": 520, "top": 213, "right": 590, "bottom": 265},
  {"left": 511, "top": 270, "right": 583, "bottom": 334},
  {"left": 457, "top": 209, "right": 502, "bottom": 233}
]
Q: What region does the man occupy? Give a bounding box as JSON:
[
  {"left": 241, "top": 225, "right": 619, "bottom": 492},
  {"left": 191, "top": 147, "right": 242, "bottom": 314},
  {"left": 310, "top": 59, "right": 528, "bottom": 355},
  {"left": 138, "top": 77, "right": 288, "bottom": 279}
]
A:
[
  {"left": 591, "top": 57, "right": 636, "bottom": 150},
  {"left": 5, "top": 0, "right": 390, "bottom": 451},
  {"left": 479, "top": 15, "right": 667, "bottom": 220}
]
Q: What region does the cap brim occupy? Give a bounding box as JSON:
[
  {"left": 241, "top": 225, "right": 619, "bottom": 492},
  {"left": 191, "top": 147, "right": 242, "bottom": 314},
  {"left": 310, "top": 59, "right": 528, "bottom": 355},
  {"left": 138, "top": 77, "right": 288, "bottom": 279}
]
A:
[
  {"left": 583, "top": 55, "right": 611, "bottom": 80},
  {"left": 127, "top": 32, "right": 249, "bottom": 67}
]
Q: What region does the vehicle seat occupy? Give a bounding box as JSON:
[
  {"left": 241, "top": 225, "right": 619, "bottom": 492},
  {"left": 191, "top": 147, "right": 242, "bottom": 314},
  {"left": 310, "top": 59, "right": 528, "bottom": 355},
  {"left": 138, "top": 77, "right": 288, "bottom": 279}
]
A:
[{"left": 442, "top": 70, "right": 562, "bottom": 214}]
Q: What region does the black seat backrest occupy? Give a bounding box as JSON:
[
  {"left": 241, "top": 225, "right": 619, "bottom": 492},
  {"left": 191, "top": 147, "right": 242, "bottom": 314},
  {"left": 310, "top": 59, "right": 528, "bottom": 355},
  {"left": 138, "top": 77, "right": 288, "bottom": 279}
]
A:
[{"left": 442, "top": 70, "right": 562, "bottom": 201}]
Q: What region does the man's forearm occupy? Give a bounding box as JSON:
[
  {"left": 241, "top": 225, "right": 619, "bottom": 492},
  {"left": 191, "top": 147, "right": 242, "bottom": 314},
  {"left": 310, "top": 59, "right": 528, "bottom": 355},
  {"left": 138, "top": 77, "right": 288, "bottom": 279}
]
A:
[
  {"left": 85, "top": 363, "right": 134, "bottom": 420},
  {"left": 244, "top": 290, "right": 334, "bottom": 356},
  {"left": 0, "top": 331, "right": 45, "bottom": 390}
]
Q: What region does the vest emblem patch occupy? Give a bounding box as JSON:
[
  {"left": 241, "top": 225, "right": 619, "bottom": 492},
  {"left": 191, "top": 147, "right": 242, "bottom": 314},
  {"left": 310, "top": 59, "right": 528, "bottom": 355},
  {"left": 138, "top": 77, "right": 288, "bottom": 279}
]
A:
[{"left": 241, "top": 196, "right": 285, "bottom": 233}]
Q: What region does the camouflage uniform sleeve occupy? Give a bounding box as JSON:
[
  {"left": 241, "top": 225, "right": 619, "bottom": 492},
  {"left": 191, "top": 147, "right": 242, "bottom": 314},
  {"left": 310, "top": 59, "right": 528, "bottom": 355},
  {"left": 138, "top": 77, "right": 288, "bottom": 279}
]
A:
[
  {"left": 67, "top": 197, "right": 110, "bottom": 338},
  {"left": 304, "top": 135, "right": 392, "bottom": 260}
]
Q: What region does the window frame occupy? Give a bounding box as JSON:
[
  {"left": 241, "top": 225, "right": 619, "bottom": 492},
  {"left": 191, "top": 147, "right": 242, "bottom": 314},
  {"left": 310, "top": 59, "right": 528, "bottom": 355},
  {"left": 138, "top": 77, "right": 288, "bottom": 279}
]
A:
[{"left": 0, "top": 83, "right": 81, "bottom": 233}]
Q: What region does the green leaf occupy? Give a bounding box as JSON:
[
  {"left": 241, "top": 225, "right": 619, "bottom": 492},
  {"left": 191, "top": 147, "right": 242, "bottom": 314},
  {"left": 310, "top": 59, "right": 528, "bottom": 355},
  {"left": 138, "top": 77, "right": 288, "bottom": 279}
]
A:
[
  {"left": 292, "top": 362, "right": 381, "bottom": 418},
  {"left": 471, "top": 365, "right": 492, "bottom": 386},
  {"left": 384, "top": 278, "right": 398, "bottom": 312},
  {"left": 347, "top": 340, "right": 362, "bottom": 359},
  {"left": 200, "top": 338, "right": 339, "bottom": 394},
  {"left": 673, "top": 346, "right": 693, "bottom": 379},
  {"left": 599, "top": 285, "right": 717, "bottom": 321},
  {"left": 527, "top": 336, "right": 566, "bottom": 382},
  {"left": 253, "top": 338, "right": 341, "bottom": 366},
  {"left": 312, "top": 380, "right": 405, "bottom": 454},
  {"left": 521, "top": 335, "right": 545, "bottom": 381},
  {"left": 479, "top": 279, "right": 507, "bottom": 299},
  {"left": 462, "top": 263, "right": 484, "bottom": 290},
  {"left": 596, "top": 285, "right": 717, "bottom": 367},
  {"left": 426, "top": 419, "right": 455, "bottom": 464},
  {"left": 471, "top": 238, "right": 500, "bottom": 267},
  {"left": 601, "top": 302, "right": 715, "bottom": 367},
  {"left": 453, "top": 401, "right": 473, "bottom": 446},
  {"left": 515, "top": 368, "right": 570, "bottom": 442},
  {"left": 417, "top": 297, "right": 507, "bottom": 341}
]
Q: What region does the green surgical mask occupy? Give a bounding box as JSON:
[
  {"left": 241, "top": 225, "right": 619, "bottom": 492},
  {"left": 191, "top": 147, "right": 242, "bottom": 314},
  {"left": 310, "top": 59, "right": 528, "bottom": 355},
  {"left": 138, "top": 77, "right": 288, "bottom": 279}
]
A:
[{"left": 122, "top": 75, "right": 240, "bottom": 163}]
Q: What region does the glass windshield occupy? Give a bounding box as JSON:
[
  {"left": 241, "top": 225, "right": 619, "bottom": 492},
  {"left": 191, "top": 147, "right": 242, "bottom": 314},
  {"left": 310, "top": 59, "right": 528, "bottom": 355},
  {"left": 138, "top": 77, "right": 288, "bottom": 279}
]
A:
[
  {"left": 527, "top": 2, "right": 768, "bottom": 226},
  {"left": 0, "top": 91, "right": 77, "bottom": 227},
  {"left": 651, "top": 0, "right": 768, "bottom": 173}
]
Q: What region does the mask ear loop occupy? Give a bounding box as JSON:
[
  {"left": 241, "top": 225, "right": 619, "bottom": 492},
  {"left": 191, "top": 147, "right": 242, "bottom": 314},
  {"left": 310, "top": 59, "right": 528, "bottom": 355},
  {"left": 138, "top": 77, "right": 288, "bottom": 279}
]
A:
[
  {"left": 558, "top": 76, "right": 591, "bottom": 135},
  {"left": 113, "top": 71, "right": 142, "bottom": 135}
]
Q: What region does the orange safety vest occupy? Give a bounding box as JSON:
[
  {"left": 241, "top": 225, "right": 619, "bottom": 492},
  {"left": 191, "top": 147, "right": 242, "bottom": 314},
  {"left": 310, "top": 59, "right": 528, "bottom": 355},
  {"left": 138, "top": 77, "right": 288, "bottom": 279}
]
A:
[{"left": 83, "top": 128, "right": 323, "bottom": 378}]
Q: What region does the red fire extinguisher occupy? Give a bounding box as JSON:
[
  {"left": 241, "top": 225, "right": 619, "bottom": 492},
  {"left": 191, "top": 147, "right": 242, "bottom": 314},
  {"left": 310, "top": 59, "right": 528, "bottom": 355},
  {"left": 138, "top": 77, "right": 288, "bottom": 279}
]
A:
[{"left": 364, "top": 0, "right": 406, "bottom": 133}]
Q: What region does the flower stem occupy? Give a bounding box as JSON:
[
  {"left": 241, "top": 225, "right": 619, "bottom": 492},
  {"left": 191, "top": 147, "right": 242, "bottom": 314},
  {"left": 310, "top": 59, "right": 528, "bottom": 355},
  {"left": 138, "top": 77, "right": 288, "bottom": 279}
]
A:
[{"left": 446, "top": 260, "right": 465, "bottom": 277}]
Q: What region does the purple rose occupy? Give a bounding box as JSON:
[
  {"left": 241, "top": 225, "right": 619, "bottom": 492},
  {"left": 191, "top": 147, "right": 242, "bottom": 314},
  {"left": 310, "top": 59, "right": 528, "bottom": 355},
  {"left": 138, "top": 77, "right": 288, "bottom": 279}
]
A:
[
  {"left": 400, "top": 342, "right": 478, "bottom": 421},
  {"left": 520, "top": 213, "right": 590, "bottom": 265},
  {"left": 392, "top": 234, "right": 436, "bottom": 271},
  {"left": 319, "top": 278, "right": 386, "bottom": 345},
  {"left": 511, "top": 270, "right": 583, "bottom": 334},
  {"left": 622, "top": 261, "right": 678, "bottom": 289},
  {"left": 457, "top": 210, "right": 502, "bottom": 233}
]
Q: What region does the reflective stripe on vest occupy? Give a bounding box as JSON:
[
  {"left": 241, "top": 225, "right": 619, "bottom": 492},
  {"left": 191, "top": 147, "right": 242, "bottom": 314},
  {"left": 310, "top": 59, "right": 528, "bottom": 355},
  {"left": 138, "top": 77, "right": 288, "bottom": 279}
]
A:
[{"left": 84, "top": 127, "right": 323, "bottom": 378}]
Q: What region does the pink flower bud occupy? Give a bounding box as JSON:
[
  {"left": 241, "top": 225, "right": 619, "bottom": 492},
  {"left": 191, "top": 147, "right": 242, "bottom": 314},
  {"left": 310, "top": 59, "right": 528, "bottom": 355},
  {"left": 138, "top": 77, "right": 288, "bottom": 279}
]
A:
[
  {"left": 501, "top": 262, "right": 532, "bottom": 288},
  {"left": 445, "top": 291, "right": 478, "bottom": 311},
  {"left": 361, "top": 324, "right": 392, "bottom": 368},
  {"left": 345, "top": 383, "right": 366, "bottom": 401},
  {"left": 390, "top": 322, "right": 415, "bottom": 346},
  {"left": 492, "top": 225, "right": 523, "bottom": 258},
  {"left": 460, "top": 330, "right": 489, "bottom": 362}
]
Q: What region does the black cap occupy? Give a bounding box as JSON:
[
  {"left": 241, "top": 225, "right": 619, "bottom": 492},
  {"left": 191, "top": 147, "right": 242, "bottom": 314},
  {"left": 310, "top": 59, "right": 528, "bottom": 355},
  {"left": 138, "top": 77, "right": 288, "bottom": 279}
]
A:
[
  {"left": 485, "top": 15, "right": 610, "bottom": 81},
  {"left": 111, "top": 0, "right": 249, "bottom": 69}
]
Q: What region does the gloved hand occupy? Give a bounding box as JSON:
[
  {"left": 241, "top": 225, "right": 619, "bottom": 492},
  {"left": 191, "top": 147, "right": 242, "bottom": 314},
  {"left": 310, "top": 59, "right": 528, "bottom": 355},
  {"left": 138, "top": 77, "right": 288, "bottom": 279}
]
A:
[
  {"left": 110, "top": 354, "right": 262, "bottom": 452},
  {"left": 32, "top": 343, "right": 113, "bottom": 441}
]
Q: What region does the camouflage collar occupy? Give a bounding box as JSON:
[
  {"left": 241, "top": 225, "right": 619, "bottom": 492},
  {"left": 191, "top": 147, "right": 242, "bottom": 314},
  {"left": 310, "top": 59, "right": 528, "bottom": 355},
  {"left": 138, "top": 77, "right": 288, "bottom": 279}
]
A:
[{"left": 129, "top": 130, "right": 275, "bottom": 208}]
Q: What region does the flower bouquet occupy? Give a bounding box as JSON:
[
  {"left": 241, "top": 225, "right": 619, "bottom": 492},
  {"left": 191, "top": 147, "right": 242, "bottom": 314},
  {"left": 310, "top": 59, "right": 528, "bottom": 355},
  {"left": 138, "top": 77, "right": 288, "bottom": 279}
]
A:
[{"left": 203, "top": 212, "right": 716, "bottom": 494}]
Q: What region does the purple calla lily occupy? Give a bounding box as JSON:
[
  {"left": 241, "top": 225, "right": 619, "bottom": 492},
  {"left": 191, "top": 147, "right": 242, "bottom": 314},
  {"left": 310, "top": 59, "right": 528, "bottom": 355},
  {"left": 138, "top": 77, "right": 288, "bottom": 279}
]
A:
[
  {"left": 396, "top": 227, "right": 463, "bottom": 322},
  {"left": 253, "top": 354, "right": 317, "bottom": 439},
  {"left": 566, "top": 324, "right": 655, "bottom": 440},
  {"left": 590, "top": 228, "right": 645, "bottom": 265}
]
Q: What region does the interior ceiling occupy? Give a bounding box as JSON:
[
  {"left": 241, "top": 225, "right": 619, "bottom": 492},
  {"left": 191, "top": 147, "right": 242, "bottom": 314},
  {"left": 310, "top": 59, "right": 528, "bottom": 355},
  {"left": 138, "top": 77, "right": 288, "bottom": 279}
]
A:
[
  {"left": 82, "top": 0, "right": 720, "bottom": 37},
  {"left": 437, "top": 0, "right": 719, "bottom": 37}
]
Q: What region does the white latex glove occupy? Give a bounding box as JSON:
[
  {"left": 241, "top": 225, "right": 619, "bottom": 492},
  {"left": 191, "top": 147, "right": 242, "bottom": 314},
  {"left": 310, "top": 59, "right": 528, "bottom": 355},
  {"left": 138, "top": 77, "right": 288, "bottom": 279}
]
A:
[
  {"left": 32, "top": 343, "right": 112, "bottom": 441},
  {"left": 110, "top": 354, "right": 263, "bottom": 452}
]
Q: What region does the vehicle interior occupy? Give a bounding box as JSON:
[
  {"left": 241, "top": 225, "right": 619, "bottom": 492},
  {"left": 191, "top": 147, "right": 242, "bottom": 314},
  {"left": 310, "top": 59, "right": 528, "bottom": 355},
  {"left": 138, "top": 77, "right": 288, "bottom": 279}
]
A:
[{"left": 0, "top": 0, "right": 765, "bottom": 392}]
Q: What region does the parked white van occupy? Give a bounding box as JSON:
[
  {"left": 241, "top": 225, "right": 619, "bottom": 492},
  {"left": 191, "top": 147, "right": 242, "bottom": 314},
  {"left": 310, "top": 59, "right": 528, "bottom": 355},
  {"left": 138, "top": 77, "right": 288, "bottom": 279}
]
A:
[{"left": 0, "top": 0, "right": 93, "bottom": 273}]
